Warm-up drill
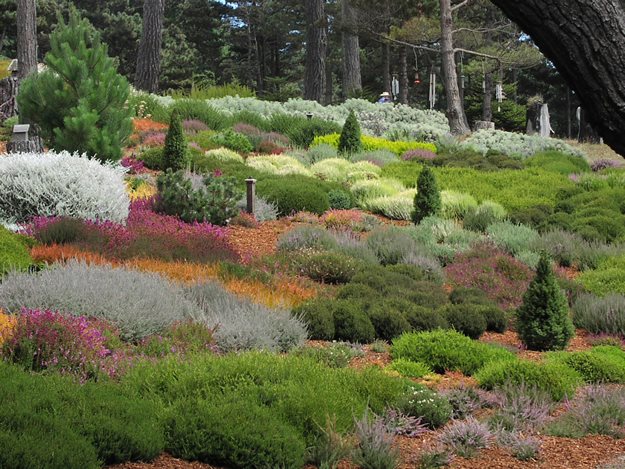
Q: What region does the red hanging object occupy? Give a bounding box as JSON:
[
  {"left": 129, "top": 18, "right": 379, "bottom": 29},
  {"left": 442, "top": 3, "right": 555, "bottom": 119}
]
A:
[{"left": 414, "top": 72, "right": 421, "bottom": 85}]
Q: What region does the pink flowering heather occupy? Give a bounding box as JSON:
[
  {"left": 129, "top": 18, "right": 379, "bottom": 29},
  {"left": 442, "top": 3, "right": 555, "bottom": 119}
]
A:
[
  {"left": 445, "top": 243, "right": 532, "bottom": 310},
  {"left": 402, "top": 149, "right": 437, "bottom": 161},
  {"left": 591, "top": 159, "right": 623, "bottom": 172},
  {"left": 25, "top": 198, "right": 240, "bottom": 263},
  {"left": 121, "top": 156, "right": 147, "bottom": 174},
  {"left": 183, "top": 119, "right": 209, "bottom": 134},
  {"left": 3, "top": 308, "right": 112, "bottom": 381},
  {"left": 232, "top": 122, "right": 262, "bottom": 137},
  {"left": 141, "top": 131, "right": 166, "bottom": 147}
]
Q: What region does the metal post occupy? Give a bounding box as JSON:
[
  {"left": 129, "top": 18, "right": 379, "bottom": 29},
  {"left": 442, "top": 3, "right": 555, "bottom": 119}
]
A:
[{"left": 245, "top": 178, "right": 256, "bottom": 214}]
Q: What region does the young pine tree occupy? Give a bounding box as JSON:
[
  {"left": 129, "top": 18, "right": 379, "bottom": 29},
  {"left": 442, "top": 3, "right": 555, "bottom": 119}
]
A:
[
  {"left": 17, "top": 8, "right": 132, "bottom": 162},
  {"left": 517, "top": 254, "right": 574, "bottom": 351},
  {"left": 412, "top": 166, "right": 441, "bottom": 224},
  {"left": 338, "top": 109, "right": 362, "bottom": 154},
  {"left": 163, "top": 110, "right": 187, "bottom": 171}
]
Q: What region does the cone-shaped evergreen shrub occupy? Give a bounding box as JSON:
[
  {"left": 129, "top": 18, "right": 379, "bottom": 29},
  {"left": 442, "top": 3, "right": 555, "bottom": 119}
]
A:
[
  {"left": 517, "top": 254, "right": 574, "bottom": 351},
  {"left": 163, "top": 111, "right": 187, "bottom": 171},
  {"left": 17, "top": 9, "right": 132, "bottom": 162},
  {"left": 338, "top": 110, "right": 362, "bottom": 154},
  {"left": 412, "top": 166, "right": 441, "bottom": 224}
]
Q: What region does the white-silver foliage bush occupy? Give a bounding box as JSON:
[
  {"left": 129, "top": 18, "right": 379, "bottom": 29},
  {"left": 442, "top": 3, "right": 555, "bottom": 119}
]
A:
[
  {"left": 186, "top": 282, "right": 307, "bottom": 352},
  {"left": 0, "top": 261, "right": 200, "bottom": 340},
  {"left": 236, "top": 195, "right": 279, "bottom": 222},
  {"left": 463, "top": 129, "right": 585, "bottom": 159},
  {"left": 0, "top": 151, "right": 129, "bottom": 223}
]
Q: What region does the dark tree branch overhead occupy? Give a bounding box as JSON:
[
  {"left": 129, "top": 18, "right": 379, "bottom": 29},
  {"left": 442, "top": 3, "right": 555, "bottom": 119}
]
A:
[{"left": 491, "top": 0, "right": 625, "bottom": 156}]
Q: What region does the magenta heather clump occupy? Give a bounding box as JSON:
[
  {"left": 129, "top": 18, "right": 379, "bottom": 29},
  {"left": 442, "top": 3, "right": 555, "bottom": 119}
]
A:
[
  {"left": 232, "top": 122, "right": 262, "bottom": 137},
  {"left": 402, "top": 149, "right": 437, "bottom": 161},
  {"left": 183, "top": 119, "right": 209, "bottom": 134},
  {"left": 121, "top": 156, "right": 146, "bottom": 174},
  {"left": 3, "top": 308, "right": 112, "bottom": 381}
]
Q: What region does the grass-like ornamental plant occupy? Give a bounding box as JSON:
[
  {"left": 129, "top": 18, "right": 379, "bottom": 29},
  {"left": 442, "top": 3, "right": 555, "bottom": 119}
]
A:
[
  {"left": 17, "top": 9, "right": 132, "bottom": 162},
  {"left": 0, "top": 261, "right": 202, "bottom": 341},
  {"left": 517, "top": 254, "right": 574, "bottom": 351},
  {"left": 186, "top": 282, "right": 307, "bottom": 352},
  {"left": 0, "top": 151, "right": 129, "bottom": 224},
  {"left": 572, "top": 293, "right": 625, "bottom": 336},
  {"left": 413, "top": 166, "right": 441, "bottom": 224}
]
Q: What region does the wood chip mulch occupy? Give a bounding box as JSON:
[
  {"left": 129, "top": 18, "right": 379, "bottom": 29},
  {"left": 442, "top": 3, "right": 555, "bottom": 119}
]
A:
[
  {"left": 109, "top": 454, "right": 220, "bottom": 469},
  {"left": 226, "top": 219, "right": 294, "bottom": 261}
]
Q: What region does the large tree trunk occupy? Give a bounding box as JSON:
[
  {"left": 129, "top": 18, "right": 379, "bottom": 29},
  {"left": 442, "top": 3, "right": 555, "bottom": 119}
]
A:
[
  {"left": 491, "top": 0, "right": 625, "bottom": 155},
  {"left": 135, "top": 0, "right": 165, "bottom": 93},
  {"left": 440, "top": 0, "right": 470, "bottom": 135},
  {"left": 341, "top": 0, "right": 362, "bottom": 98},
  {"left": 383, "top": 42, "right": 391, "bottom": 94},
  {"left": 303, "top": 0, "right": 327, "bottom": 103},
  {"left": 482, "top": 72, "right": 493, "bottom": 122},
  {"left": 399, "top": 46, "right": 408, "bottom": 104},
  {"left": 16, "top": 0, "right": 37, "bottom": 80}
]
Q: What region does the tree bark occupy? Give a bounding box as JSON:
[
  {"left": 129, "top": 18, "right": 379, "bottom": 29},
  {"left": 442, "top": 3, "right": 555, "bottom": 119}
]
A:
[
  {"left": 383, "top": 42, "right": 391, "bottom": 94},
  {"left": 482, "top": 72, "right": 493, "bottom": 122},
  {"left": 135, "top": 0, "right": 165, "bottom": 93},
  {"left": 303, "top": 0, "right": 327, "bottom": 103},
  {"left": 16, "top": 0, "right": 37, "bottom": 80},
  {"left": 325, "top": 61, "right": 333, "bottom": 104},
  {"left": 399, "top": 46, "right": 409, "bottom": 104},
  {"left": 341, "top": 0, "right": 362, "bottom": 98},
  {"left": 491, "top": 0, "right": 625, "bottom": 155},
  {"left": 440, "top": 0, "right": 470, "bottom": 135}
]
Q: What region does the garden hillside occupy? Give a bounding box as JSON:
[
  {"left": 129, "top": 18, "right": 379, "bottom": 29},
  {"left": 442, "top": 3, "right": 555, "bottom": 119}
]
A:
[{"left": 3, "top": 9, "right": 625, "bottom": 469}]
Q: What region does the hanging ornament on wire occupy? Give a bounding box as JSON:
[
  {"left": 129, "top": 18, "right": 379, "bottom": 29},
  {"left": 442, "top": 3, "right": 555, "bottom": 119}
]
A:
[
  {"left": 495, "top": 66, "right": 505, "bottom": 112},
  {"left": 413, "top": 48, "right": 421, "bottom": 84},
  {"left": 429, "top": 66, "right": 437, "bottom": 110},
  {"left": 460, "top": 51, "right": 465, "bottom": 90}
]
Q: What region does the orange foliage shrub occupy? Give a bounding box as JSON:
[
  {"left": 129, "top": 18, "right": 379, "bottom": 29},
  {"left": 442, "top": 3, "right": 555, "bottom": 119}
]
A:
[
  {"left": 125, "top": 258, "right": 219, "bottom": 284},
  {"left": 31, "top": 244, "right": 109, "bottom": 265},
  {"left": 224, "top": 278, "right": 315, "bottom": 309},
  {"left": 132, "top": 118, "right": 168, "bottom": 134},
  {"left": 0, "top": 310, "right": 17, "bottom": 346}
]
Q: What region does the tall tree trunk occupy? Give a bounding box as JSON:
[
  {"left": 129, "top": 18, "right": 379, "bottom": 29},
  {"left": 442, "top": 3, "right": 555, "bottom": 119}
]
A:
[
  {"left": 482, "top": 72, "right": 493, "bottom": 122},
  {"left": 325, "top": 62, "right": 333, "bottom": 104},
  {"left": 135, "top": 0, "right": 164, "bottom": 93},
  {"left": 303, "top": 0, "right": 327, "bottom": 103},
  {"left": 341, "top": 0, "right": 361, "bottom": 98},
  {"left": 491, "top": 0, "right": 625, "bottom": 155},
  {"left": 16, "top": 0, "right": 37, "bottom": 80},
  {"left": 383, "top": 42, "right": 391, "bottom": 94},
  {"left": 440, "top": 0, "right": 470, "bottom": 135},
  {"left": 399, "top": 46, "right": 408, "bottom": 104}
]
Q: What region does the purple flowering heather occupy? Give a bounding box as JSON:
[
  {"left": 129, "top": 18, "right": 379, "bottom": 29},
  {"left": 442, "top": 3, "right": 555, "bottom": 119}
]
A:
[
  {"left": 591, "top": 159, "right": 623, "bottom": 172},
  {"left": 402, "top": 149, "right": 437, "bottom": 161}
]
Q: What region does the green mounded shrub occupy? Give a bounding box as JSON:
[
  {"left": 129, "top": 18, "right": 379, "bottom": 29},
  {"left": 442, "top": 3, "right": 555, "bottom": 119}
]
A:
[
  {"left": 392, "top": 330, "right": 516, "bottom": 376},
  {"left": 524, "top": 151, "right": 591, "bottom": 174},
  {"left": 475, "top": 359, "right": 581, "bottom": 401},
  {"left": 293, "top": 251, "right": 361, "bottom": 284},
  {"left": 33, "top": 217, "right": 85, "bottom": 245},
  {"left": 0, "top": 227, "right": 33, "bottom": 278},
  {"left": 397, "top": 384, "right": 453, "bottom": 428},
  {"left": 333, "top": 300, "right": 376, "bottom": 343},
  {"left": 163, "top": 110, "right": 187, "bottom": 171},
  {"left": 167, "top": 397, "right": 306, "bottom": 468},
  {"left": 257, "top": 177, "right": 330, "bottom": 216},
  {"left": 328, "top": 189, "right": 354, "bottom": 210},
  {"left": 388, "top": 359, "right": 432, "bottom": 379},
  {"left": 208, "top": 130, "right": 253, "bottom": 154},
  {"left": 413, "top": 166, "right": 441, "bottom": 224},
  {"left": 269, "top": 113, "right": 341, "bottom": 148},
  {"left": 517, "top": 254, "right": 575, "bottom": 351},
  {"left": 338, "top": 110, "right": 363, "bottom": 155},
  {"left": 291, "top": 343, "right": 363, "bottom": 369},
  {"left": 546, "top": 348, "right": 625, "bottom": 384},
  {"left": 138, "top": 146, "right": 164, "bottom": 170},
  {"left": 293, "top": 300, "right": 335, "bottom": 340},
  {"left": 578, "top": 255, "right": 625, "bottom": 296},
  {"left": 404, "top": 306, "right": 449, "bottom": 332},
  {"left": 444, "top": 304, "right": 488, "bottom": 339},
  {"left": 479, "top": 306, "right": 508, "bottom": 333},
  {"left": 17, "top": 10, "right": 132, "bottom": 162},
  {"left": 449, "top": 287, "right": 492, "bottom": 306},
  {"left": 169, "top": 99, "right": 228, "bottom": 131},
  {"left": 368, "top": 306, "right": 412, "bottom": 341}
]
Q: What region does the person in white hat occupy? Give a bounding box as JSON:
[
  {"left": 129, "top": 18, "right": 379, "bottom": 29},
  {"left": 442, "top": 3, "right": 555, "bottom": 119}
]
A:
[{"left": 377, "top": 91, "right": 392, "bottom": 104}]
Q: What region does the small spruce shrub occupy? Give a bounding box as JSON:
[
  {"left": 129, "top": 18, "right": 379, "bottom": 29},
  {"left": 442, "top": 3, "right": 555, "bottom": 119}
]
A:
[
  {"left": 338, "top": 110, "right": 362, "bottom": 155},
  {"left": 517, "top": 254, "right": 574, "bottom": 351},
  {"left": 163, "top": 110, "right": 187, "bottom": 171},
  {"left": 413, "top": 166, "right": 441, "bottom": 224}
]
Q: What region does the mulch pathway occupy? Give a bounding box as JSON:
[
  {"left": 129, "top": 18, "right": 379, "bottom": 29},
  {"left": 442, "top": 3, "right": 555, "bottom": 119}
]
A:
[{"left": 226, "top": 219, "right": 295, "bottom": 261}]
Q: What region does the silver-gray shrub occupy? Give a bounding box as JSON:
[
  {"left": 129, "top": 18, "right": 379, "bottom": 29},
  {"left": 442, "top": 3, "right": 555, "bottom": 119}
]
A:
[
  {"left": 236, "top": 195, "right": 279, "bottom": 222},
  {"left": 277, "top": 225, "right": 338, "bottom": 252},
  {"left": 305, "top": 143, "right": 339, "bottom": 164},
  {"left": 536, "top": 229, "right": 619, "bottom": 270},
  {"left": 366, "top": 226, "right": 428, "bottom": 266},
  {"left": 350, "top": 150, "right": 397, "bottom": 167},
  {"left": 328, "top": 230, "right": 380, "bottom": 265},
  {"left": 186, "top": 282, "right": 307, "bottom": 352},
  {"left": 0, "top": 261, "right": 200, "bottom": 341},
  {"left": 0, "top": 151, "right": 129, "bottom": 224},
  {"left": 572, "top": 293, "right": 625, "bottom": 336}
]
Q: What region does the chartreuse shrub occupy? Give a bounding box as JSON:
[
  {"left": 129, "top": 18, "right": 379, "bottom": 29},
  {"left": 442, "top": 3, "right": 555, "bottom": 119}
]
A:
[
  {"left": 314, "top": 134, "right": 437, "bottom": 157},
  {"left": 413, "top": 166, "right": 441, "bottom": 224},
  {"left": 163, "top": 110, "right": 187, "bottom": 171},
  {"left": 578, "top": 254, "right": 625, "bottom": 296},
  {"left": 257, "top": 176, "right": 330, "bottom": 215},
  {"left": 475, "top": 359, "right": 581, "bottom": 401},
  {"left": 392, "top": 330, "right": 516, "bottom": 376},
  {"left": 122, "top": 352, "right": 410, "bottom": 467},
  {"left": 525, "top": 151, "right": 591, "bottom": 174},
  {"left": 0, "top": 227, "right": 32, "bottom": 278},
  {"left": 17, "top": 9, "right": 132, "bottom": 162},
  {"left": 517, "top": 254, "right": 574, "bottom": 351},
  {"left": 545, "top": 346, "right": 625, "bottom": 384},
  {"left": 0, "top": 362, "right": 164, "bottom": 468},
  {"left": 388, "top": 358, "right": 432, "bottom": 379}
]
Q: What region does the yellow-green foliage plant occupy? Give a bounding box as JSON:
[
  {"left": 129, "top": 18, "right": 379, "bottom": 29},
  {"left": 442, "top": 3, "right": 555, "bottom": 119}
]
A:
[
  {"left": 204, "top": 147, "right": 245, "bottom": 164},
  {"left": 313, "top": 134, "right": 437, "bottom": 156},
  {"left": 247, "top": 155, "right": 312, "bottom": 177}
]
